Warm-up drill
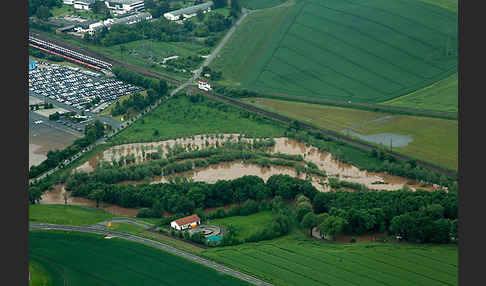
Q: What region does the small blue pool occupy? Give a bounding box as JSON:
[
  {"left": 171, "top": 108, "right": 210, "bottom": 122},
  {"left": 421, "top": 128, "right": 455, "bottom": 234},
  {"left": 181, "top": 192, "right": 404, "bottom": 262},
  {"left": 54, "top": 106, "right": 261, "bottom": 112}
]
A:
[{"left": 207, "top": 235, "right": 222, "bottom": 242}]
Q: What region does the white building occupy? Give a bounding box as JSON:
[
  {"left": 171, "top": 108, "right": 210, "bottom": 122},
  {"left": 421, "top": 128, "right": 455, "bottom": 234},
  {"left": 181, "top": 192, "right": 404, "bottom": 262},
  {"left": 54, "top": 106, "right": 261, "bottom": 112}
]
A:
[
  {"left": 170, "top": 214, "right": 201, "bottom": 231},
  {"left": 164, "top": 1, "right": 213, "bottom": 21},
  {"left": 73, "top": 0, "right": 95, "bottom": 10},
  {"left": 198, "top": 79, "right": 211, "bottom": 91},
  {"left": 104, "top": 0, "right": 145, "bottom": 16},
  {"left": 80, "top": 12, "right": 152, "bottom": 35},
  {"left": 63, "top": 0, "right": 75, "bottom": 5}
]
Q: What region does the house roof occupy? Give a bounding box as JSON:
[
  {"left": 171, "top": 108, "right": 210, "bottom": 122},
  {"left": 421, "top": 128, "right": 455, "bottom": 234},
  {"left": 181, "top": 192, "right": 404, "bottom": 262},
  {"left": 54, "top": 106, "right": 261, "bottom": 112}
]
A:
[{"left": 173, "top": 214, "right": 200, "bottom": 226}]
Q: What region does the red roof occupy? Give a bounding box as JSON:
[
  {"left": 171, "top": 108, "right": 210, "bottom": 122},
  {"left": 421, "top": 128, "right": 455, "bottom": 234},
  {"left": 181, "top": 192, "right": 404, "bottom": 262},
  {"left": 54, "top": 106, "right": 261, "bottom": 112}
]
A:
[{"left": 173, "top": 214, "right": 200, "bottom": 226}]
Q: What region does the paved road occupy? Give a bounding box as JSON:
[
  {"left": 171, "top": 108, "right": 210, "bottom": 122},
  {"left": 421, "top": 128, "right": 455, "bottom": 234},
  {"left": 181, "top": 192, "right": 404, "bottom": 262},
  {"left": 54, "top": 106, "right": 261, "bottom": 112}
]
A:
[
  {"left": 91, "top": 218, "right": 154, "bottom": 229},
  {"left": 171, "top": 9, "right": 252, "bottom": 96},
  {"left": 29, "top": 223, "right": 273, "bottom": 286}
]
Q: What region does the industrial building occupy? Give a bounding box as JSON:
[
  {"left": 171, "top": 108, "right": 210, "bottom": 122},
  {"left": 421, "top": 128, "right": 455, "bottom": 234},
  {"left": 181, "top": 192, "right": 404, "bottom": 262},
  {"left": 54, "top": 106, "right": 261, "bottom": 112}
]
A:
[
  {"left": 104, "top": 0, "right": 145, "bottom": 15},
  {"left": 164, "top": 1, "right": 213, "bottom": 21},
  {"left": 73, "top": 0, "right": 95, "bottom": 11},
  {"left": 73, "top": 12, "right": 152, "bottom": 35}
]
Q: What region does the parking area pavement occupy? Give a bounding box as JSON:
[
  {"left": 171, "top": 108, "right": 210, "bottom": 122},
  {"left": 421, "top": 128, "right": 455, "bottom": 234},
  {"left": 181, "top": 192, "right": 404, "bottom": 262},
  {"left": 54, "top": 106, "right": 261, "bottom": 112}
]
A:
[{"left": 29, "top": 62, "right": 144, "bottom": 115}]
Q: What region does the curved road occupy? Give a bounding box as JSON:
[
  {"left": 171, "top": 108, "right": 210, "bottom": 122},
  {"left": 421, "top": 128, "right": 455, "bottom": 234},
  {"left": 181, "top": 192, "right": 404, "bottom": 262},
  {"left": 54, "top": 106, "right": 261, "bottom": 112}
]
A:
[{"left": 29, "top": 223, "right": 273, "bottom": 286}]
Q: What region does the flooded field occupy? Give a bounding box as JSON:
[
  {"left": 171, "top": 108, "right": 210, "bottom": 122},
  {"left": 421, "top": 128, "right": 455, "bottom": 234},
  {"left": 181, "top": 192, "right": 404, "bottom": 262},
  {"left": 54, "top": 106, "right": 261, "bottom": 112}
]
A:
[
  {"left": 40, "top": 185, "right": 139, "bottom": 217},
  {"left": 76, "top": 135, "right": 438, "bottom": 192}
]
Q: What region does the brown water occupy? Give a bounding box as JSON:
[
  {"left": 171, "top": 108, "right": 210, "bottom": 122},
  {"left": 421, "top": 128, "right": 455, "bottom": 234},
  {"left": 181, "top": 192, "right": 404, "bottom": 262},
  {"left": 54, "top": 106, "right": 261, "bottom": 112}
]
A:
[
  {"left": 40, "top": 185, "right": 139, "bottom": 217},
  {"left": 75, "top": 135, "right": 439, "bottom": 192}
]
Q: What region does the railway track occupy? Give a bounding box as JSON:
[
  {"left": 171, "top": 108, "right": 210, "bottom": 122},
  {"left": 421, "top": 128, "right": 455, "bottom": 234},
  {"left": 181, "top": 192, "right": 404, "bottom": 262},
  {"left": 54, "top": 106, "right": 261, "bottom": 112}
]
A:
[{"left": 29, "top": 32, "right": 457, "bottom": 178}]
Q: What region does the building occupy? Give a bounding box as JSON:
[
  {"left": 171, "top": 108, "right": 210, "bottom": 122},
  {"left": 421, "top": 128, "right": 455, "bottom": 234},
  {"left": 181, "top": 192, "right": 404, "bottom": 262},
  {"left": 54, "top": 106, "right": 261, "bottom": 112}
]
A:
[
  {"left": 73, "top": 0, "right": 95, "bottom": 10},
  {"left": 198, "top": 78, "right": 211, "bottom": 91},
  {"left": 63, "top": 0, "right": 75, "bottom": 4},
  {"left": 104, "top": 0, "right": 145, "bottom": 15},
  {"left": 164, "top": 1, "right": 213, "bottom": 21},
  {"left": 79, "top": 12, "right": 152, "bottom": 35},
  {"left": 170, "top": 214, "right": 201, "bottom": 231}
]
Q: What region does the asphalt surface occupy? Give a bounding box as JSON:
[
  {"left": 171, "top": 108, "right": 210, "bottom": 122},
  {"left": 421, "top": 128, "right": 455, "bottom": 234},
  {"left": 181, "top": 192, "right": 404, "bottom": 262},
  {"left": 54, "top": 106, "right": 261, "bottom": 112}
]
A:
[{"left": 29, "top": 223, "right": 274, "bottom": 286}]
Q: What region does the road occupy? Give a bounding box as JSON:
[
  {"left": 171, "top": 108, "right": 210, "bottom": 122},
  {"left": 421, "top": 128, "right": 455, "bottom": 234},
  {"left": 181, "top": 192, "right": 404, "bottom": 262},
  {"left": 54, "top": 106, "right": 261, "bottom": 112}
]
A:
[
  {"left": 170, "top": 9, "right": 252, "bottom": 96},
  {"left": 29, "top": 223, "right": 273, "bottom": 286}
]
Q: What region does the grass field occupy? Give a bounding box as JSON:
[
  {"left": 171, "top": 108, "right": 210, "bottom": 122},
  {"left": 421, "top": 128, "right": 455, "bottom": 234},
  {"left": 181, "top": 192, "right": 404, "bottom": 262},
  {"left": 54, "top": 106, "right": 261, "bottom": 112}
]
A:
[
  {"left": 202, "top": 233, "right": 458, "bottom": 286},
  {"left": 109, "top": 222, "right": 147, "bottom": 235},
  {"left": 112, "top": 95, "right": 286, "bottom": 143},
  {"left": 421, "top": 0, "right": 458, "bottom": 12},
  {"left": 240, "top": 0, "right": 288, "bottom": 9},
  {"left": 210, "top": 211, "right": 276, "bottom": 241},
  {"left": 29, "top": 231, "right": 251, "bottom": 286},
  {"left": 213, "top": 0, "right": 457, "bottom": 106},
  {"left": 29, "top": 205, "right": 116, "bottom": 226},
  {"left": 242, "top": 98, "right": 458, "bottom": 170}
]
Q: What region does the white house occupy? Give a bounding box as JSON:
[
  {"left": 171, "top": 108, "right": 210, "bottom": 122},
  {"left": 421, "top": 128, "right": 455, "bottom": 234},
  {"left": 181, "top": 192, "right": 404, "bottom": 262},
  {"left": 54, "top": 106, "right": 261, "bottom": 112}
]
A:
[
  {"left": 198, "top": 79, "right": 211, "bottom": 91},
  {"left": 104, "top": 0, "right": 145, "bottom": 16},
  {"left": 164, "top": 1, "right": 213, "bottom": 21},
  {"left": 73, "top": 0, "right": 95, "bottom": 10},
  {"left": 170, "top": 214, "right": 201, "bottom": 231}
]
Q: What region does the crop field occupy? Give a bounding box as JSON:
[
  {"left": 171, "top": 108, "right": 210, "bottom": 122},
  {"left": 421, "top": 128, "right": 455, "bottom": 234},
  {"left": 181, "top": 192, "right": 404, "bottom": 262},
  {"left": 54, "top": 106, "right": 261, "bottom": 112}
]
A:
[
  {"left": 29, "top": 258, "right": 54, "bottom": 286},
  {"left": 421, "top": 0, "right": 458, "bottom": 12},
  {"left": 203, "top": 234, "right": 458, "bottom": 286},
  {"left": 216, "top": 0, "right": 457, "bottom": 105},
  {"left": 29, "top": 231, "right": 251, "bottom": 286},
  {"left": 210, "top": 4, "right": 293, "bottom": 86},
  {"left": 112, "top": 95, "right": 286, "bottom": 143},
  {"left": 242, "top": 98, "right": 458, "bottom": 170},
  {"left": 382, "top": 73, "right": 458, "bottom": 112},
  {"left": 240, "top": 0, "right": 288, "bottom": 9},
  {"left": 210, "top": 211, "right": 276, "bottom": 241}
]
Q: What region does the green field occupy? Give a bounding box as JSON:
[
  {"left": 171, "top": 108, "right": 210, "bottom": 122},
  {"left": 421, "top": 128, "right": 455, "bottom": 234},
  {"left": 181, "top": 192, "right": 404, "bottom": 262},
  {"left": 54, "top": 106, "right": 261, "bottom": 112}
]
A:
[
  {"left": 210, "top": 211, "right": 276, "bottom": 241},
  {"left": 214, "top": 0, "right": 457, "bottom": 105},
  {"left": 240, "top": 0, "right": 288, "bottom": 9},
  {"left": 421, "top": 0, "right": 458, "bottom": 12},
  {"left": 29, "top": 231, "right": 251, "bottom": 286},
  {"left": 382, "top": 72, "right": 458, "bottom": 112},
  {"left": 29, "top": 258, "right": 53, "bottom": 286},
  {"left": 29, "top": 205, "right": 116, "bottom": 226},
  {"left": 210, "top": 3, "right": 293, "bottom": 86},
  {"left": 112, "top": 95, "right": 286, "bottom": 143},
  {"left": 202, "top": 234, "right": 458, "bottom": 286},
  {"left": 242, "top": 98, "right": 458, "bottom": 170}
]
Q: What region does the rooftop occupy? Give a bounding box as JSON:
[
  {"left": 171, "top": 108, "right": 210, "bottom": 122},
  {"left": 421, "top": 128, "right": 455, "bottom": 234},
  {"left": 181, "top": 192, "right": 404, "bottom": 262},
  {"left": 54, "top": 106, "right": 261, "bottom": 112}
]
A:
[
  {"left": 105, "top": 0, "right": 143, "bottom": 4},
  {"left": 166, "top": 1, "right": 213, "bottom": 17},
  {"left": 173, "top": 214, "right": 201, "bottom": 226}
]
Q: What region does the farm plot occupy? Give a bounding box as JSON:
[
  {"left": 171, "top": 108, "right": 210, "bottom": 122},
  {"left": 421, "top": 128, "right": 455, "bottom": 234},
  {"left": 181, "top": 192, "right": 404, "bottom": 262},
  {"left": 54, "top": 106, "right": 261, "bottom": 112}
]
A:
[
  {"left": 203, "top": 235, "right": 458, "bottom": 286},
  {"left": 235, "top": 0, "right": 458, "bottom": 104},
  {"left": 240, "top": 0, "right": 288, "bottom": 10},
  {"left": 210, "top": 211, "right": 277, "bottom": 241},
  {"left": 242, "top": 98, "right": 458, "bottom": 170},
  {"left": 29, "top": 231, "right": 251, "bottom": 286}
]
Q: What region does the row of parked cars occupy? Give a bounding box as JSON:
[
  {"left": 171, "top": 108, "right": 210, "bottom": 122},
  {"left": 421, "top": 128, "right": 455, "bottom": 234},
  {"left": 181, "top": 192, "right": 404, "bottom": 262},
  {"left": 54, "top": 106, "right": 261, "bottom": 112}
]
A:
[{"left": 28, "top": 62, "right": 144, "bottom": 113}]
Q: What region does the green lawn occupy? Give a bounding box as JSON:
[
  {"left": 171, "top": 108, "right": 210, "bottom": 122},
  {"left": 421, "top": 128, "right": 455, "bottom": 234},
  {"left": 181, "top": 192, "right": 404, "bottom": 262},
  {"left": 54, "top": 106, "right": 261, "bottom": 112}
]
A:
[
  {"left": 109, "top": 222, "right": 146, "bottom": 235},
  {"left": 29, "top": 231, "right": 251, "bottom": 286},
  {"left": 382, "top": 73, "right": 458, "bottom": 112},
  {"left": 214, "top": 0, "right": 457, "bottom": 106},
  {"left": 242, "top": 98, "right": 458, "bottom": 170},
  {"left": 112, "top": 95, "right": 286, "bottom": 143},
  {"left": 240, "top": 0, "right": 288, "bottom": 9},
  {"left": 210, "top": 211, "right": 276, "bottom": 241},
  {"left": 202, "top": 233, "right": 458, "bottom": 286},
  {"left": 29, "top": 204, "right": 116, "bottom": 226}
]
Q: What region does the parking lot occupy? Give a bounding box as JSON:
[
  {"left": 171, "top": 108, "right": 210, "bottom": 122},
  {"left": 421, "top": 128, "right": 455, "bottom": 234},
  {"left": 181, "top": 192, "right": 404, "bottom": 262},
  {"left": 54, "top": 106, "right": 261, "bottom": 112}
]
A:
[{"left": 29, "top": 62, "right": 144, "bottom": 113}]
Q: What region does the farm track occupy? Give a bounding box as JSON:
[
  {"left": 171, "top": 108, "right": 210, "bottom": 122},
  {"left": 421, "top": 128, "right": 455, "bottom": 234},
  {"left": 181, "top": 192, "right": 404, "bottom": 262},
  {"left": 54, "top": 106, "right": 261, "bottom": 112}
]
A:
[{"left": 30, "top": 30, "right": 457, "bottom": 177}]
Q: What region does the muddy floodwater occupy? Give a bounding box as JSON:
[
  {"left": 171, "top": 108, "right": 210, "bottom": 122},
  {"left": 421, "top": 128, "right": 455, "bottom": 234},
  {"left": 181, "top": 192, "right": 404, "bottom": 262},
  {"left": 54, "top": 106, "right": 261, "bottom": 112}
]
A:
[
  {"left": 40, "top": 185, "right": 139, "bottom": 217},
  {"left": 76, "top": 135, "right": 438, "bottom": 192}
]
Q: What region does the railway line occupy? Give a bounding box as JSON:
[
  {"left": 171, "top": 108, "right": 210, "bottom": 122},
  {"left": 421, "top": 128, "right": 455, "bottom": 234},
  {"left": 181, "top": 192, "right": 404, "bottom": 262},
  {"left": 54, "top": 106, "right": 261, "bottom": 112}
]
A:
[{"left": 29, "top": 31, "right": 457, "bottom": 179}]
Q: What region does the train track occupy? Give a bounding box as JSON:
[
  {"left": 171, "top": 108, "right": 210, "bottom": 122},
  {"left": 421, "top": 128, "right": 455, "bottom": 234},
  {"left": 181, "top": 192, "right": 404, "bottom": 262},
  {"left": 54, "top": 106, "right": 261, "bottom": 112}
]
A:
[{"left": 29, "top": 32, "right": 457, "bottom": 178}]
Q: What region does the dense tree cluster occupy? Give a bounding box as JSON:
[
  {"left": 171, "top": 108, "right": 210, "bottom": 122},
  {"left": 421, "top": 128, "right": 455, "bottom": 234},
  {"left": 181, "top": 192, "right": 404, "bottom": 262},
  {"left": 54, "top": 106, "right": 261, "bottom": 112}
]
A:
[
  {"left": 311, "top": 190, "right": 458, "bottom": 243},
  {"left": 111, "top": 89, "right": 163, "bottom": 116},
  {"left": 29, "top": 0, "right": 62, "bottom": 20},
  {"left": 112, "top": 67, "right": 168, "bottom": 94}
]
